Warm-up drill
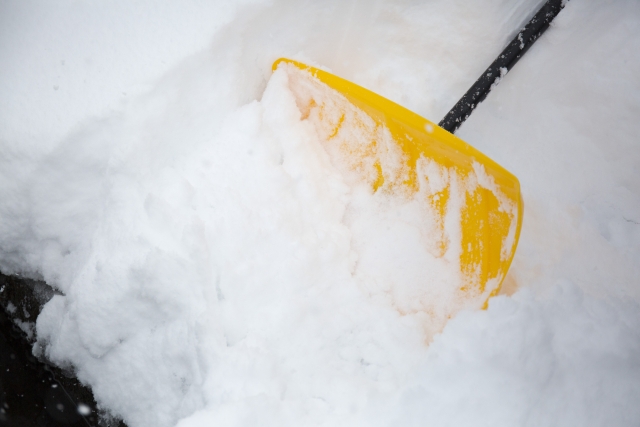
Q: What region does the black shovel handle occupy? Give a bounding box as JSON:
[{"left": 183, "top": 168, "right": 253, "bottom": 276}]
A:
[{"left": 439, "top": 0, "right": 566, "bottom": 134}]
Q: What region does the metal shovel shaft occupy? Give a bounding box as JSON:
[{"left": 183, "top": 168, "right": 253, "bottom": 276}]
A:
[{"left": 439, "top": 0, "right": 567, "bottom": 134}]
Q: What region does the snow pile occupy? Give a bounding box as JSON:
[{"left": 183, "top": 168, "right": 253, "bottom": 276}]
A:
[
  {"left": 382, "top": 285, "right": 640, "bottom": 427},
  {"left": 1, "top": 0, "right": 640, "bottom": 426}
]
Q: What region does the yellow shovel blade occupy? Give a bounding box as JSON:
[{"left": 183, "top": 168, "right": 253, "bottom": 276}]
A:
[{"left": 273, "top": 58, "right": 523, "bottom": 304}]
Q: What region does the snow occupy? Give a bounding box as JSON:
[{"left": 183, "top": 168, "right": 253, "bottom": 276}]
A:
[
  {"left": 1, "top": 0, "right": 640, "bottom": 426},
  {"left": 77, "top": 403, "right": 92, "bottom": 416},
  {"left": 13, "top": 318, "right": 36, "bottom": 340}
]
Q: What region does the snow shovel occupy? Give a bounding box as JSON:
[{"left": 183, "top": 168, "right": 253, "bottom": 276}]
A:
[{"left": 272, "top": 0, "right": 565, "bottom": 303}]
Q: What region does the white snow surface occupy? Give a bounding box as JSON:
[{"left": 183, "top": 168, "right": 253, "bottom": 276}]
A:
[{"left": 1, "top": 0, "right": 640, "bottom": 426}]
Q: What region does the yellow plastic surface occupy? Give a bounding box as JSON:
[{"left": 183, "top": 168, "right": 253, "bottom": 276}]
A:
[{"left": 273, "top": 58, "right": 523, "bottom": 303}]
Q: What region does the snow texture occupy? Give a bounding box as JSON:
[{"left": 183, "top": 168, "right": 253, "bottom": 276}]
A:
[{"left": 1, "top": 0, "right": 640, "bottom": 426}]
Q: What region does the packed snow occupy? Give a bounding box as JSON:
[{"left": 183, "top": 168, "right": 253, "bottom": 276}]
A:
[{"left": 1, "top": 0, "right": 639, "bottom": 426}]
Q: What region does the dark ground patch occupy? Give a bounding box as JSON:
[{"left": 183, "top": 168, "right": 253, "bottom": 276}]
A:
[{"left": 0, "top": 272, "right": 126, "bottom": 427}]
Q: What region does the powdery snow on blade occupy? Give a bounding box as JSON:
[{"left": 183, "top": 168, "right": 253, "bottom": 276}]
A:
[{"left": 282, "top": 63, "right": 517, "bottom": 338}]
